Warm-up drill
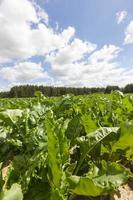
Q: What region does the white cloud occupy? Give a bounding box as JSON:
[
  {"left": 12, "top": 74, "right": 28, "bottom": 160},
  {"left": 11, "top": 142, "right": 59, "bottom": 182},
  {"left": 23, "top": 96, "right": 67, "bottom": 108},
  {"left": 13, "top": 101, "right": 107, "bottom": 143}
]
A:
[
  {"left": 0, "top": 0, "right": 37, "bottom": 61},
  {"left": 0, "top": 0, "right": 132, "bottom": 89},
  {"left": 116, "top": 11, "right": 127, "bottom": 24},
  {"left": 47, "top": 38, "right": 96, "bottom": 65},
  {"left": 124, "top": 20, "right": 133, "bottom": 44},
  {"left": 46, "top": 44, "right": 133, "bottom": 87},
  {"left": 89, "top": 45, "right": 121, "bottom": 64},
  {"left": 32, "top": 1, "right": 49, "bottom": 25},
  {"left": 0, "top": 0, "right": 38, "bottom": 23},
  {"left": 47, "top": 45, "right": 120, "bottom": 79},
  {"left": 0, "top": 62, "right": 48, "bottom": 82},
  {"left": 0, "top": 0, "right": 75, "bottom": 62},
  {"left": 32, "top": 25, "right": 75, "bottom": 55}
]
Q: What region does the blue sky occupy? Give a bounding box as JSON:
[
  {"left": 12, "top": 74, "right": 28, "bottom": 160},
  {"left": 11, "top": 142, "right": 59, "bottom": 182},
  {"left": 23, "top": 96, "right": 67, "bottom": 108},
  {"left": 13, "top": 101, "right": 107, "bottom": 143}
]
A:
[
  {"left": 44, "top": 0, "right": 132, "bottom": 44},
  {"left": 0, "top": 0, "right": 133, "bottom": 90},
  {"left": 44, "top": 0, "right": 133, "bottom": 66}
]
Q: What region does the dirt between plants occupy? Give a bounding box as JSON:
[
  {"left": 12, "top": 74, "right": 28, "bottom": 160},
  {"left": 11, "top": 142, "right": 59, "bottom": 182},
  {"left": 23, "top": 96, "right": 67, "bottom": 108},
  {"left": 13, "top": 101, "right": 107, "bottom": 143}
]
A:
[
  {"left": 2, "top": 160, "right": 11, "bottom": 179},
  {"left": 111, "top": 180, "right": 133, "bottom": 200}
]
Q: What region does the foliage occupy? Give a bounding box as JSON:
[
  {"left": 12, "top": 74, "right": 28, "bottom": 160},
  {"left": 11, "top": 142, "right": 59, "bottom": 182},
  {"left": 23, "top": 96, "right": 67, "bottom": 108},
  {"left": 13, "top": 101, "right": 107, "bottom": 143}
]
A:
[{"left": 0, "top": 91, "right": 133, "bottom": 199}]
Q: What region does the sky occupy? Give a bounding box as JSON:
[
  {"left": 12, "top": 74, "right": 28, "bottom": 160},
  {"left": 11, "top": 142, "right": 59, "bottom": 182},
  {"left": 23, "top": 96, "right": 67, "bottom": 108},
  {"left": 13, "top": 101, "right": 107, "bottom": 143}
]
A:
[{"left": 0, "top": 0, "right": 133, "bottom": 91}]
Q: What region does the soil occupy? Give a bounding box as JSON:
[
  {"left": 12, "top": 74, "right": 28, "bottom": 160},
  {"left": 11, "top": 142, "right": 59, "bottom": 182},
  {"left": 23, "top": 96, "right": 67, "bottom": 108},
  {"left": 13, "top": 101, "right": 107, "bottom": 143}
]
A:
[
  {"left": 110, "top": 179, "right": 133, "bottom": 200},
  {"left": 2, "top": 160, "right": 11, "bottom": 179}
]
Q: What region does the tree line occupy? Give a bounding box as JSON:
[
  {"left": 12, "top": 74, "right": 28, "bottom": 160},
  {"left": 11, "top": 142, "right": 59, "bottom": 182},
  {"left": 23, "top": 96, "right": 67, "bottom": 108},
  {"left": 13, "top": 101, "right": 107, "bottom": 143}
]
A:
[{"left": 0, "top": 84, "right": 133, "bottom": 98}]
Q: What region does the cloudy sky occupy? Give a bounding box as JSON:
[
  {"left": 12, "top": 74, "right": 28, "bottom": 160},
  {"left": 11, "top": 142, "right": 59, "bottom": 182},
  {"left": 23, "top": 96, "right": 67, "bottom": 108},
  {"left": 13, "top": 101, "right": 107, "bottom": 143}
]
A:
[{"left": 0, "top": 0, "right": 133, "bottom": 91}]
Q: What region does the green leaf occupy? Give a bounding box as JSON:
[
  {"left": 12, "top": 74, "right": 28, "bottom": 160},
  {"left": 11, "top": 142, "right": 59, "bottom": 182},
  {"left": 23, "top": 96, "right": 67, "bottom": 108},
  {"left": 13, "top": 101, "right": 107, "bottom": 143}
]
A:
[
  {"left": 50, "top": 188, "right": 66, "bottom": 200},
  {"left": 0, "top": 183, "right": 23, "bottom": 200},
  {"left": 75, "top": 127, "right": 119, "bottom": 174},
  {"left": 112, "top": 123, "right": 133, "bottom": 160},
  {"left": 0, "top": 109, "right": 23, "bottom": 124},
  {"left": 56, "top": 118, "right": 70, "bottom": 164},
  {"left": 81, "top": 114, "right": 97, "bottom": 134},
  {"left": 68, "top": 175, "right": 105, "bottom": 197},
  {"left": 45, "top": 112, "right": 62, "bottom": 188},
  {"left": 24, "top": 181, "right": 51, "bottom": 200},
  {"left": 69, "top": 162, "right": 131, "bottom": 197},
  {"left": 92, "top": 161, "right": 132, "bottom": 189}
]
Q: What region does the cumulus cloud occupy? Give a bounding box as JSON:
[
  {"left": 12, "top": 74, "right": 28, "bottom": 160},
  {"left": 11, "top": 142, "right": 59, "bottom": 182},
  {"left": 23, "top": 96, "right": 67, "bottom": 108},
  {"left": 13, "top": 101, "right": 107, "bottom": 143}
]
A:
[
  {"left": 32, "top": 1, "right": 49, "bottom": 25},
  {"left": 116, "top": 11, "right": 127, "bottom": 24},
  {"left": 46, "top": 44, "right": 133, "bottom": 87},
  {"left": 0, "top": 62, "right": 48, "bottom": 82},
  {"left": 0, "top": 0, "right": 75, "bottom": 62},
  {"left": 124, "top": 20, "right": 133, "bottom": 44},
  {"left": 0, "top": 0, "right": 133, "bottom": 88},
  {"left": 47, "top": 45, "right": 120, "bottom": 79},
  {"left": 32, "top": 25, "right": 75, "bottom": 55},
  {"left": 89, "top": 45, "right": 121, "bottom": 64},
  {"left": 47, "top": 38, "right": 96, "bottom": 65}
]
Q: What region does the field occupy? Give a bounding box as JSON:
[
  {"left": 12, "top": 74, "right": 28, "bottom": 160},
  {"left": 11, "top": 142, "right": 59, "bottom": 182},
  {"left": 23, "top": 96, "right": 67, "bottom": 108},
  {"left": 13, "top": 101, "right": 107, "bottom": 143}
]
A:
[{"left": 0, "top": 91, "right": 133, "bottom": 200}]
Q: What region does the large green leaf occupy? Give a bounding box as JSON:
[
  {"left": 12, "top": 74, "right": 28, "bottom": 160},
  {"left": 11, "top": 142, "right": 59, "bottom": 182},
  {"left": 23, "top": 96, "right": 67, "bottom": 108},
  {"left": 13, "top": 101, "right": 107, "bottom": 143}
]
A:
[
  {"left": 50, "top": 188, "right": 66, "bottom": 200},
  {"left": 112, "top": 123, "right": 133, "bottom": 160},
  {"left": 55, "top": 118, "right": 70, "bottom": 165},
  {"left": 0, "top": 109, "right": 23, "bottom": 124},
  {"left": 0, "top": 183, "right": 23, "bottom": 200},
  {"left": 45, "top": 112, "right": 62, "bottom": 188},
  {"left": 75, "top": 127, "right": 119, "bottom": 174},
  {"left": 69, "top": 162, "right": 131, "bottom": 197},
  {"left": 68, "top": 176, "right": 104, "bottom": 197},
  {"left": 81, "top": 114, "right": 97, "bottom": 134}
]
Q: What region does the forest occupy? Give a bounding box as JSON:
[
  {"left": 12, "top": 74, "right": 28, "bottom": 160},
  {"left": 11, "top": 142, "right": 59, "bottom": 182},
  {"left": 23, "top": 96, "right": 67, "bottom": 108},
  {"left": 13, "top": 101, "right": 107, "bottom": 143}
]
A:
[{"left": 0, "top": 84, "right": 133, "bottom": 98}]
